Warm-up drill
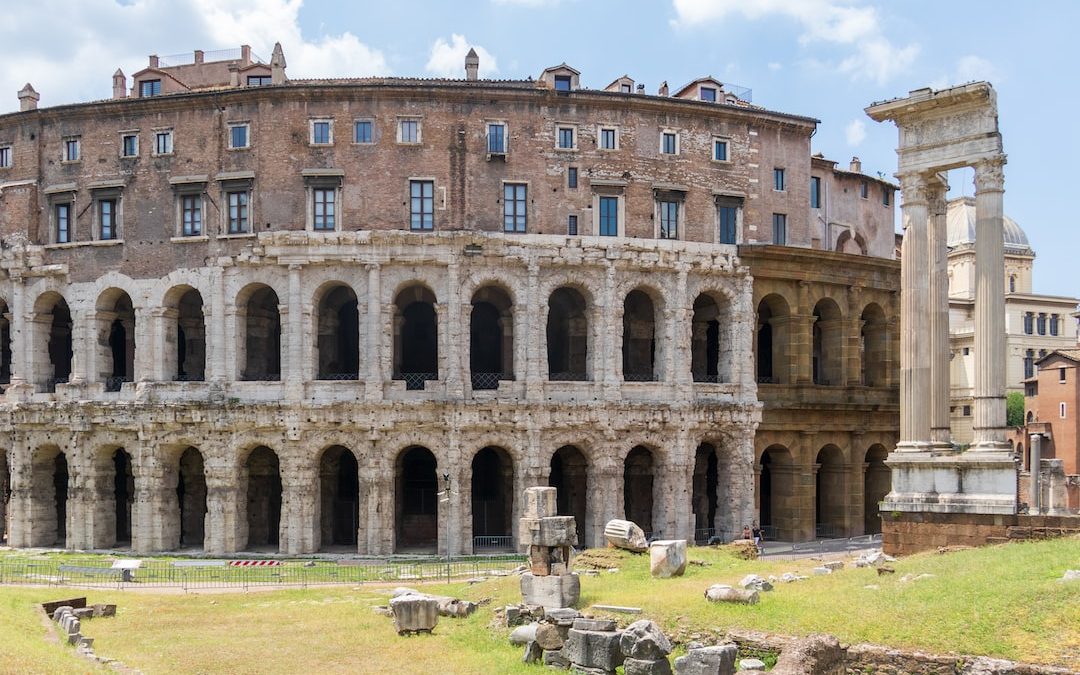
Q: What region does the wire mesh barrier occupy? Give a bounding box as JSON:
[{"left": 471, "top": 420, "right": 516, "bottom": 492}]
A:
[
  {"left": 0, "top": 555, "right": 525, "bottom": 590},
  {"left": 105, "top": 376, "right": 130, "bottom": 393},
  {"left": 470, "top": 372, "right": 505, "bottom": 391},
  {"left": 547, "top": 372, "right": 588, "bottom": 382},
  {"left": 472, "top": 536, "right": 515, "bottom": 551},
  {"left": 759, "top": 533, "right": 884, "bottom": 560},
  {"left": 394, "top": 372, "right": 438, "bottom": 391},
  {"left": 318, "top": 372, "right": 360, "bottom": 381},
  {"left": 623, "top": 372, "right": 658, "bottom": 382}
]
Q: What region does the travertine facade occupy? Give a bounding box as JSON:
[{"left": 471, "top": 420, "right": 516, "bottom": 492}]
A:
[{"left": 0, "top": 46, "right": 898, "bottom": 553}]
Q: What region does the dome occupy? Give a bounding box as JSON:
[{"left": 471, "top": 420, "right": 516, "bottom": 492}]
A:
[{"left": 946, "top": 197, "right": 1031, "bottom": 253}]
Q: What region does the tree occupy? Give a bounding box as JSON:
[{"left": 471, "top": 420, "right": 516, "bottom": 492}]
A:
[{"left": 1006, "top": 391, "right": 1025, "bottom": 427}]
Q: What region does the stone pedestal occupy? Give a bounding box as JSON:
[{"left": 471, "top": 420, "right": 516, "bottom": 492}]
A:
[
  {"left": 389, "top": 594, "right": 439, "bottom": 634},
  {"left": 520, "top": 572, "right": 580, "bottom": 609}
]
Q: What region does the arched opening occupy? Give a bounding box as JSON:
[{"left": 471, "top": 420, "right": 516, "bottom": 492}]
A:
[
  {"left": 812, "top": 299, "right": 843, "bottom": 386},
  {"left": 692, "top": 443, "right": 719, "bottom": 541},
  {"left": 860, "top": 303, "right": 887, "bottom": 386},
  {"left": 863, "top": 445, "right": 890, "bottom": 535},
  {"left": 549, "top": 445, "right": 588, "bottom": 542},
  {"left": 319, "top": 446, "right": 359, "bottom": 549},
  {"left": 177, "top": 447, "right": 207, "bottom": 548},
  {"left": 471, "top": 447, "right": 514, "bottom": 547},
  {"left": 243, "top": 446, "right": 282, "bottom": 550},
  {"left": 815, "top": 445, "right": 845, "bottom": 538},
  {"left": 240, "top": 285, "right": 281, "bottom": 381},
  {"left": 36, "top": 293, "right": 73, "bottom": 392},
  {"left": 111, "top": 448, "right": 134, "bottom": 546},
  {"left": 547, "top": 287, "right": 588, "bottom": 381},
  {"left": 172, "top": 288, "right": 206, "bottom": 381},
  {"left": 396, "top": 446, "right": 438, "bottom": 552},
  {"left": 30, "top": 447, "right": 68, "bottom": 546},
  {"left": 317, "top": 285, "right": 359, "bottom": 380},
  {"left": 96, "top": 290, "right": 136, "bottom": 392},
  {"left": 1026, "top": 410, "right": 1034, "bottom": 424},
  {"left": 0, "top": 299, "right": 11, "bottom": 389},
  {"left": 470, "top": 286, "right": 514, "bottom": 390},
  {"left": 394, "top": 285, "right": 438, "bottom": 390},
  {"left": 622, "top": 290, "right": 657, "bottom": 381},
  {"left": 756, "top": 295, "right": 789, "bottom": 384},
  {"left": 691, "top": 294, "right": 727, "bottom": 383},
  {"left": 758, "top": 446, "right": 794, "bottom": 541},
  {"left": 623, "top": 445, "right": 655, "bottom": 536}
]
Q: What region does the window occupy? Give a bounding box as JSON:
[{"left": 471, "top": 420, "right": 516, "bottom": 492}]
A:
[
  {"left": 140, "top": 79, "right": 161, "bottom": 97},
  {"left": 1061, "top": 402, "right": 1067, "bottom": 419},
  {"left": 1024, "top": 312, "right": 1034, "bottom": 335},
  {"left": 772, "top": 213, "right": 787, "bottom": 245},
  {"left": 554, "top": 75, "right": 572, "bottom": 91},
  {"left": 311, "top": 120, "right": 332, "bottom": 145},
  {"left": 700, "top": 86, "right": 717, "bottom": 102},
  {"left": 599, "top": 127, "right": 617, "bottom": 150},
  {"left": 658, "top": 200, "right": 679, "bottom": 239},
  {"left": 181, "top": 195, "right": 202, "bottom": 236},
  {"left": 1060, "top": 367, "right": 1067, "bottom": 383},
  {"left": 398, "top": 119, "right": 420, "bottom": 144},
  {"left": 63, "top": 137, "right": 80, "bottom": 162},
  {"left": 98, "top": 198, "right": 117, "bottom": 240},
  {"left": 963, "top": 405, "right": 971, "bottom": 417},
  {"left": 620, "top": 83, "right": 632, "bottom": 93},
  {"left": 55, "top": 202, "right": 72, "bottom": 244},
  {"left": 1024, "top": 350, "right": 1035, "bottom": 379},
  {"left": 859, "top": 182, "right": 868, "bottom": 199},
  {"left": 810, "top": 176, "right": 821, "bottom": 208},
  {"left": 121, "top": 134, "right": 137, "bottom": 158},
  {"left": 503, "top": 183, "right": 527, "bottom": 233},
  {"left": 226, "top": 190, "right": 249, "bottom": 234},
  {"left": 567, "top": 166, "right": 578, "bottom": 189},
  {"left": 410, "top": 180, "right": 434, "bottom": 230},
  {"left": 962, "top": 347, "right": 970, "bottom": 356},
  {"left": 247, "top": 75, "right": 271, "bottom": 87},
  {"left": 488, "top": 123, "right": 506, "bottom": 154},
  {"left": 718, "top": 204, "right": 738, "bottom": 245},
  {"left": 599, "top": 196, "right": 619, "bottom": 236},
  {"left": 1050, "top": 314, "right": 1060, "bottom": 336},
  {"left": 883, "top": 188, "right": 891, "bottom": 206},
  {"left": 354, "top": 120, "right": 373, "bottom": 144},
  {"left": 557, "top": 126, "right": 576, "bottom": 150},
  {"left": 773, "top": 168, "right": 785, "bottom": 191},
  {"left": 567, "top": 214, "right": 578, "bottom": 236},
  {"left": 154, "top": 130, "right": 173, "bottom": 155},
  {"left": 228, "top": 124, "right": 249, "bottom": 150},
  {"left": 1037, "top": 313, "right": 1047, "bottom": 335},
  {"left": 713, "top": 139, "right": 728, "bottom": 162},
  {"left": 313, "top": 189, "right": 335, "bottom": 231},
  {"left": 1009, "top": 275, "right": 1016, "bottom": 293},
  {"left": 0, "top": 146, "right": 10, "bottom": 168},
  {"left": 661, "top": 132, "right": 678, "bottom": 155}
]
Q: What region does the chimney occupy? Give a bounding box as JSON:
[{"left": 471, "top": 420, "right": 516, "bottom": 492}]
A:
[
  {"left": 228, "top": 63, "right": 240, "bottom": 87},
  {"left": 849, "top": 156, "right": 862, "bottom": 173},
  {"left": 194, "top": 49, "right": 204, "bottom": 64},
  {"left": 271, "top": 42, "right": 287, "bottom": 85},
  {"left": 636, "top": 84, "right": 645, "bottom": 94},
  {"left": 149, "top": 54, "right": 159, "bottom": 68},
  {"left": 465, "top": 48, "right": 479, "bottom": 81},
  {"left": 658, "top": 80, "right": 669, "bottom": 96},
  {"left": 18, "top": 83, "right": 39, "bottom": 112},
  {"left": 241, "top": 45, "right": 252, "bottom": 65},
  {"left": 112, "top": 69, "right": 127, "bottom": 99}
]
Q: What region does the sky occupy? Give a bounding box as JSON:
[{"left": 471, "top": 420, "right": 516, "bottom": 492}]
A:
[{"left": 1, "top": 0, "right": 1076, "bottom": 299}]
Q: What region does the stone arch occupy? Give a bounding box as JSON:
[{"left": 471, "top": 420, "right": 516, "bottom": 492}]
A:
[
  {"left": 315, "top": 282, "right": 360, "bottom": 380},
  {"left": 758, "top": 445, "right": 794, "bottom": 540},
  {"left": 95, "top": 288, "right": 136, "bottom": 392},
  {"left": 692, "top": 442, "right": 720, "bottom": 541},
  {"left": 393, "top": 284, "right": 439, "bottom": 389},
  {"left": 860, "top": 302, "right": 888, "bottom": 386},
  {"left": 32, "top": 291, "right": 73, "bottom": 392},
  {"left": 691, "top": 292, "right": 732, "bottom": 383},
  {"left": 30, "top": 445, "right": 68, "bottom": 546},
  {"left": 471, "top": 446, "right": 514, "bottom": 547},
  {"left": 549, "top": 445, "right": 589, "bottom": 544},
  {"left": 164, "top": 285, "right": 206, "bottom": 382},
  {"left": 547, "top": 286, "right": 590, "bottom": 381},
  {"left": 237, "top": 283, "right": 281, "bottom": 381},
  {"left": 863, "top": 444, "right": 890, "bottom": 535},
  {"left": 395, "top": 446, "right": 438, "bottom": 552},
  {"left": 622, "top": 288, "right": 661, "bottom": 382},
  {"left": 242, "top": 445, "right": 282, "bottom": 550},
  {"left": 815, "top": 444, "right": 845, "bottom": 538},
  {"left": 623, "top": 445, "right": 657, "bottom": 535},
  {"left": 756, "top": 293, "right": 791, "bottom": 384},
  {"left": 835, "top": 228, "right": 868, "bottom": 255},
  {"left": 318, "top": 445, "right": 360, "bottom": 549},
  {"left": 470, "top": 285, "right": 514, "bottom": 390},
  {"left": 812, "top": 298, "right": 844, "bottom": 386}
]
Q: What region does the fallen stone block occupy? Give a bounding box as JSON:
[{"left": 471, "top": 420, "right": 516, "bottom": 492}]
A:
[
  {"left": 522, "top": 486, "right": 559, "bottom": 520},
  {"left": 738, "top": 575, "right": 773, "bottom": 592},
  {"left": 876, "top": 566, "right": 895, "bottom": 575},
  {"left": 823, "top": 561, "right": 843, "bottom": 571},
  {"left": 620, "top": 620, "right": 672, "bottom": 660},
  {"left": 52, "top": 606, "right": 73, "bottom": 622},
  {"left": 605, "top": 519, "right": 648, "bottom": 552},
  {"left": 519, "top": 516, "right": 578, "bottom": 548},
  {"left": 510, "top": 622, "right": 540, "bottom": 645},
  {"left": 673, "top": 644, "right": 737, "bottom": 675},
  {"left": 521, "top": 572, "right": 580, "bottom": 609},
  {"left": 738, "top": 658, "right": 765, "bottom": 671},
  {"left": 92, "top": 604, "right": 117, "bottom": 618},
  {"left": 546, "top": 607, "right": 582, "bottom": 624},
  {"left": 811, "top": 567, "right": 831, "bottom": 576},
  {"left": 41, "top": 598, "right": 86, "bottom": 617},
  {"left": 592, "top": 604, "right": 641, "bottom": 615},
  {"left": 573, "top": 618, "right": 617, "bottom": 632},
  {"left": 1061, "top": 569, "right": 1080, "bottom": 582},
  {"left": 564, "top": 628, "right": 625, "bottom": 672},
  {"left": 536, "top": 622, "right": 567, "bottom": 650},
  {"left": 544, "top": 648, "right": 571, "bottom": 669},
  {"left": 67, "top": 632, "right": 82, "bottom": 646},
  {"left": 523, "top": 640, "right": 544, "bottom": 664},
  {"left": 625, "top": 657, "right": 674, "bottom": 675},
  {"left": 704, "top": 585, "right": 759, "bottom": 605},
  {"left": 649, "top": 540, "right": 688, "bottom": 578},
  {"left": 388, "top": 594, "right": 439, "bottom": 634},
  {"left": 390, "top": 586, "right": 420, "bottom": 598},
  {"left": 72, "top": 608, "right": 95, "bottom": 620},
  {"left": 432, "top": 596, "right": 478, "bottom": 618}
]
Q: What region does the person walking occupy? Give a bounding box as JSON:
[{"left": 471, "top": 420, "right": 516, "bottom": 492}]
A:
[{"left": 752, "top": 522, "right": 763, "bottom": 552}]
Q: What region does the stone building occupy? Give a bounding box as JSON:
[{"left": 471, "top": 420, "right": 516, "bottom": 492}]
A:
[{"left": 0, "top": 45, "right": 897, "bottom": 554}]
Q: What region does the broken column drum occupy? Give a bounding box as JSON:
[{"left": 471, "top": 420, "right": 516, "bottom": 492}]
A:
[{"left": 518, "top": 486, "right": 581, "bottom": 609}]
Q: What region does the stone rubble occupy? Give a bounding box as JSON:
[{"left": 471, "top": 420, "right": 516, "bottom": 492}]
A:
[
  {"left": 46, "top": 601, "right": 116, "bottom": 659},
  {"left": 737, "top": 658, "right": 766, "bottom": 671},
  {"left": 822, "top": 561, "right": 844, "bottom": 571},
  {"left": 620, "top": 620, "right": 674, "bottom": 675},
  {"left": 604, "top": 519, "right": 649, "bottom": 553},
  {"left": 704, "top": 585, "right": 759, "bottom": 605},
  {"left": 1061, "top": 569, "right": 1079, "bottom": 582},
  {"left": 738, "top": 574, "right": 773, "bottom": 592},
  {"left": 673, "top": 644, "right": 738, "bottom": 675},
  {"left": 649, "top": 540, "right": 688, "bottom": 578}
]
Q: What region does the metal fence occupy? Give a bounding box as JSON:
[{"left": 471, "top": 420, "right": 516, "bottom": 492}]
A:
[
  {"left": 0, "top": 555, "right": 525, "bottom": 590},
  {"left": 759, "top": 533, "right": 883, "bottom": 560}
]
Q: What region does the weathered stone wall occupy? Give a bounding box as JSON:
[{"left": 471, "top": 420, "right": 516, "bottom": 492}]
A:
[{"left": 882, "top": 511, "right": 1080, "bottom": 555}]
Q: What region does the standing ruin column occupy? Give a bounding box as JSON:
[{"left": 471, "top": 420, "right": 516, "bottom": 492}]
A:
[
  {"left": 971, "top": 158, "right": 1008, "bottom": 451},
  {"left": 896, "top": 173, "right": 931, "bottom": 450},
  {"left": 927, "top": 175, "right": 952, "bottom": 449}
]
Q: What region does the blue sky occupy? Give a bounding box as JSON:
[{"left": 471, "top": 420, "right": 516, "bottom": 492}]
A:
[{"left": 3, "top": 0, "right": 1077, "bottom": 299}]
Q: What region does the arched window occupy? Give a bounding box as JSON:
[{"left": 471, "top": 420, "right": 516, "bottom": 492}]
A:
[{"left": 393, "top": 285, "right": 438, "bottom": 390}]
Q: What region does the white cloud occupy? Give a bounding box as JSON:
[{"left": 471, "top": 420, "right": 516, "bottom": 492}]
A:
[
  {"left": 929, "top": 55, "right": 999, "bottom": 91},
  {"left": 672, "top": 0, "right": 919, "bottom": 84},
  {"left": 845, "top": 118, "right": 866, "bottom": 147},
  {"left": 0, "top": 0, "right": 388, "bottom": 113},
  {"left": 767, "top": 62, "right": 783, "bottom": 71},
  {"left": 425, "top": 35, "right": 499, "bottom": 79}
]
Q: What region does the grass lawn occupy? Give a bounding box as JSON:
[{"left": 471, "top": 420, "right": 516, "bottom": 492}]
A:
[{"left": 0, "top": 537, "right": 1077, "bottom": 674}]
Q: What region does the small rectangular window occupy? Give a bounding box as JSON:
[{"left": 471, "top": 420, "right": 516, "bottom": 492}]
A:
[
  {"left": 599, "top": 127, "right": 616, "bottom": 150},
  {"left": 557, "top": 126, "right": 575, "bottom": 149},
  {"left": 313, "top": 188, "right": 335, "bottom": 230},
  {"left": 963, "top": 405, "right": 971, "bottom": 417},
  {"left": 0, "top": 146, "right": 11, "bottom": 168},
  {"left": 1060, "top": 367, "right": 1067, "bottom": 383},
  {"left": 860, "top": 181, "right": 869, "bottom": 199},
  {"left": 713, "top": 139, "right": 728, "bottom": 162},
  {"left": 410, "top": 180, "right": 434, "bottom": 230},
  {"left": 772, "top": 213, "right": 787, "bottom": 245},
  {"left": 55, "top": 203, "right": 71, "bottom": 243},
  {"left": 1037, "top": 313, "right": 1047, "bottom": 335},
  {"left": 962, "top": 347, "right": 970, "bottom": 356},
  {"left": 488, "top": 123, "right": 506, "bottom": 153},
  {"left": 567, "top": 166, "right": 578, "bottom": 189},
  {"left": 181, "top": 195, "right": 202, "bottom": 236},
  {"left": 229, "top": 124, "right": 249, "bottom": 150},
  {"left": 99, "top": 199, "right": 117, "bottom": 240},
  {"left": 554, "top": 75, "right": 572, "bottom": 91},
  {"left": 599, "top": 196, "right": 618, "bottom": 236},
  {"left": 620, "top": 83, "right": 632, "bottom": 93},
  {"left": 718, "top": 205, "right": 738, "bottom": 244},
  {"left": 773, "top": 168, "right": 785, "bottom": 191},
  {"left": 227, "top": 191, "right": 249, "bottom": 234},
  {"left": 154, "top": 130, "right": 173, "bottom": 155},
  {"left": 661, "top": 132, "right": 677, "bottom": 155},
  {"left": 399, "top": 119, "right": 419, "bottom": 144},
  {"left": 1061, "top": 402, "right": 1067, "bottom": 419},
  {"left": 1024, "top": 312, "right": 1034, "bottom": 335},
  {"left": 64, "top": 137, "right": 80, "bottom": 162},
  {"left": 503, "top": 183, "right": 527, "bottom": 233},
  {"left": 246, "top": 75, "right": 272, "bottom": 87},
  {"left": 658, "top": 200, "right": 679, "bottom": 239},
  {"left": 354, "top": 120, "right": 373, "bottom": 144},
  {"left": 883, "top": 188, "right": 891, "bottom": 206},
  {"left": 311, "top": 120, "right": 332, "bottom": 145},
  {"left": 810, "top": 176, "right": 821, "bottom": 208},
  {"left": 121, "top": 134, "right": 137, "bottom": 158},
  {"left": 700, "top": 86, "right": 717, "bottom": 102},
  {"left": 567, "top": 214, "right": 578, "bottom": 236},
  {"left": 140, "top": 79, "right": 161, "bottom": 97}
]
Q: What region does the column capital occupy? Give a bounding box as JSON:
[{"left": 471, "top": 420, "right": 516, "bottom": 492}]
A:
[
  {"left": 897, "top": 172, "right": 933, "bottom": 206},
  {"left": 973, "top": 156, "right": 1006, "bottom": 193}
]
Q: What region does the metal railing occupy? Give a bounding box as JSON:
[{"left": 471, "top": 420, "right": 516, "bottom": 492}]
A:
[
  {"left": 173, "top": 373, "right": 205, "bottom": 382},
  {"left": 105, "top": 376, "right": 130, "bottom": 393},
  {"left": 623, "top": 372, "right": 657, "bottom": 383},
  {"left": 394, "top": 372, "right": 438, "bottom": 391},
  {"left": 548, "top": 372, "right": 588, "bottom": 382},
  {"left": 692, "top": 374, "right": 724, "bottom": 383},
  {"left": 759, "top": 533, "right": 883, "bottom": 560},
  {"left": 318, "top": 372, "right": 360, "bottom": 381},
  {"left": 473, "top": 535, "right": 515, "bottom": 551},
  {"left": 470, "top": 372, "right": 508, "bottom": 390}
]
